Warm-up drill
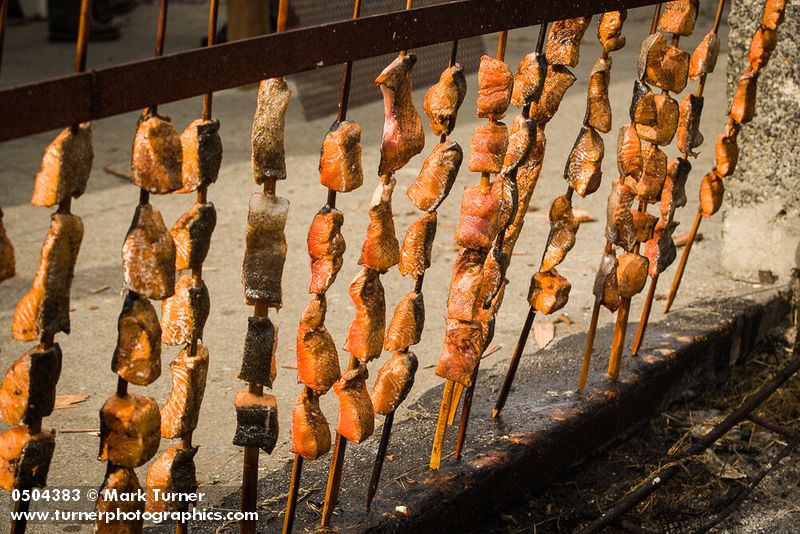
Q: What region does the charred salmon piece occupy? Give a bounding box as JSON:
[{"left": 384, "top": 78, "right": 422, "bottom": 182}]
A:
[
  {"left": 31, "top": 123, "right": 93, "bottom": 207},
  {"left": 748, "top": 26, "right": 778, "bottom": 72},
  {"left": 170, "top": 202, "right": 216, "bottom": 272},
  {"left": 503, "top": 130, "right": 546, "bottom": 257},
  {"left": 502, "top": 116, "right": 534, "bottom": 174},
  {"left": 359, "top": 177, "right": 400, "bottom": 273},
  {"left": 476, "top": 55, "right": 513, "bottom": 120},
  {"left": 239, "top": 316, "right": 278, "bottom": 389},
  {"left": 12, "top": 212, "right": 83, "bottom": 341},
  {"left": 593, "top": 251, "right": 621, "bottom": 312},
  {"left": 145, "top": 445, "right": 198, "bottom": 513},
  {"left": 178, "top": 118, "right": 222, "bottom": 193},
  {"left": 644, "top": 219, "right": 679, "bottom": 277},
  {"left": 252, "top": 77, "right": 292, "bottom": 183},
  {"left": 762, "top": 0, "right": 787, "bottom": 30},
  {"left": 95, "top": 466, "right": 144, "bottom": 534},
  {"left": 661, "top": 157, "right": 692, "bottom": 219},
  {"left": 639, "top": 34, "right": 690, "bottom": 94},
  {"left": 385, "top": 291, "right": 424, "bottom": 352},
  {"left": 408, "top": 141, "right": 463, "bottom": 212},
  {"left": 630, "top": 80, "right": 658, "bottom": 127},
  {"left": 122, "top": 203, "right": 176, "bottom": 301},
  {"left": 565, "top": 125, "right": 604, "bottom": 197},
  {"left": 689, "top": 31, "right": 720, "bottom": 81},
  {"left": 399, "top": 212, "right": 437, "bottom": 280},
  {"left": 0, "top": 344, "right": 61, "bottom": 426},
  {"left": 631, "top": 143, "right": 668, "bottom": 203},
  {"left": 586, "top": 57, "right": 613, "bottom": 133},
  {"left": 469, "top": 121, "right": 508, "bottom": 174},
  {"left": 658, "top": 0, "right": 698, "bottom": 36},
  {"left": 447, "top": 248, "right": 486, "bottom": 322},
  {"left": 131, "top": 114, "right": 183, "bottom": 194},
  {"left": 0, "top": 427, "right": 55, "bottom": 492},
  {"left": 371, "top": 350, "right": 418, "bottom": 415},
  {"left": 307, "top": 206, "right": 345, "bottom": 295},
  {"left": 377, "top": 53, "right": 425, "bottom": 176},
  {"left": 631, "top": 209, "right": 658, "bottom": 243},
  {"left": 494, "top": 173, "right": 517, "bottom": 232},
  {"left": 112, "top": 292, "right": 162, "bottom": 386},
  {"left": 161, "top": 343, "right": 209, "bottom": 439},
  {"left": 635, "top": 93, "right": 679, "bottom": 146},
  {"left": 478, "top": 246, "right": 507, "bottom": 310},
  {"left": 291, "top": 388, "right": 331, "bottom": 461},
  {"left": 616, "top": 252, "right": 649, "bottom": 298},
  {"left": 435, "top": 318, "right": 484, "bottom": 387},
  {"left": 344, "top": 268, "right": 386, "bottom": 364},
  {"left": 528, "top": 268, "right": 571, "bottom": 315},
  {"left": 541, "top": 195, "right": 580, "bottom": 272},
  {"left": 729, "top": 69, "right": 758, "bottom": 124},
  {"left": 529, "top": 65, "right": 577, "bottom": 124},
  {"left": 617, "top": 124, "right": 643, "bottom": 181},
  {"left": 297, "top": 295, "right": 341, "bottom": 396},
  {"left": 319, "top": 120, "right": 364, "bottom": 193},
  {"left": 677, "top": 94, "right": 705, "bottom": 156},
  {"left": 161, "top": 273, "right": 210, "bottom": 346},
  {"left": 233, "top": 391, "right": 279, "bottom": 454},
  {"left": 424, "top": 64, "right": 467, "bottom": 136},
  {"left": 333, "top": 365, "right": 374, "bottom": 444},
  {"left": 545, "top": 16, "right": 592, "bottom": 68},
  {"left": 99, "top": 394, "right": 161, "bottom": 468},
  {"left": 511, "top": 52, "right": 547, "bottom": 107},
  {"left": 715, "top": 131, "right": 739, "bottom": 178},
  {"left": 605, "top": 177, "right": 637, "bottom": 252},
  {"left": 0, "top": 208, "right": 14, "bottom": 283},
  {"left": 598, "top": 10, "right": 627, "bottom": 53},
  {"left": 455, "top": 183, "right": 503, "bottom": 250},
  {"left": 242, "top": 192, "right": 289, "bottom": 307},
  {"left": 699, "top": 171, "right": 724, "bottom": 217}
]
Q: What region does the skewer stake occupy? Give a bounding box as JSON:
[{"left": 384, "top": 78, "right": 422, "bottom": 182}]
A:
[
  {"left": 0, "top": 0, "right": 8, "bottom": 75},
  {"left": 281, "top": 454, "right": 304, "bottom": 533},
  {"left": 454, "top": 362, "right": 480, "bottom": 460},
  {"left": 447, "top": 382, "right": 463, "bottom": 425},
  {"left": 492, "top": 307, "right": 535, "bottom": 417},
  {"left": 664, "top": 210, "right": 703, "bottom": 313},
  {"left": 430, "top": 380, "right": 455, "bottom": 469},
  {"left": 365, "top": 411, "right": 394, "bottom": 509}
]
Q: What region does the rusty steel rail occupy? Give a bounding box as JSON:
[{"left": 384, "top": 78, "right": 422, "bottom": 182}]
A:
[{"left": 0, "top": 0, "right": 660, "bottom": 142}]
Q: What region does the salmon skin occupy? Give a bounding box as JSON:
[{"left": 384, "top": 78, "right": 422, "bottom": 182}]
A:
[
  {"left": 0, "top": 207, "right": 14, "bottom": 282},
  {"left": 122, "top": 203, "right": 176, "bottom": 301},
  {"left": 371, "top": 350, "right": 418, "bottom": 415},
  {"left": 376, "top": 53, "right": 425, "bottom": 176},
  {"left": 0, "top": 344, "right": 61, "bottom": 426},
  {"left": 31, "top": 123, "right": 93, "bottom": 207},
  {"left": 617, "top": 124, "right": 643, "bottom": 181},
  {"left": 605, "top": 177, "right": 637, "bottom": 252},
  {"left": 0, "top": 427, "right": 55, "bottom": 491},
  {"left": 131, "top": 114, "right": 183, "bottom": 194},
  {"left": 436, "top": 318, "right": 484, "bottom": 387},
  {"left": 170, "top": 202, "right": 216, "bottom": 272},
  {"left": 252, "top": 77, "right": 292, "bottom": 183},
  {"left": 565, "top": 125, "right": 604, "bottom": 197},
  {"left": 13, "top": 212, "right": 83, "bottom": 341},
  {"left": 469, "top": 121, "right": 508, "bottom": 174},
  {"left": 344, "top": 268, "right": 386, "bottom": 364},
  {"left": 447, "top": 248, "right": 487, "bottom": 322},
  {"left": 586, "top": 57, "right": 613, "bottom": 133},
  {"left": 161, "top": 273, "right": 210, "bottom": 346},
  {"left": 112, "top": 291, "right": 162, "bottom": 386},
  {"left": 635, "top": 93, "right": 679, "bottom": 146},
  {"left": 239, "top": 316, "right": 278, "bottom": 389},
  {"left": 242, "top": 192, "right": 289, "bottom": 307},
  {"left": 631, "top": 209, "right": 658, "bottom": 244},
  {"left": 319, "top": 120, "right": 364, "bottom": 193},
  {"left": 385, "top": 291, "right": 424, "bottom": 352},
  {"left": 699, "top": 171, "right": 724, "bottom": 218},
  {"left": 307, "top": 206, "right": 346, "bottom": 295},
  {"left": 644, "top": 218, "right": 679, "bottom": 277},
  {"left": 658, "top": 0, "right": 698, "bottom": 36},
  {"left": 178, "top": 118, "right": 222, "bottom": 193},
  {"left": 729, "top": 69, "right": 758, "bottom": 124},
  {"left": 297, "top": 295, "right": 341, "bottom": 396},
  {"left": 502, "top": 116, "right": 534, "bottom": 175},
  {"left": 511, "top": 52, "right": 547, "bottom": 107},
  {"left": 661, "top": 157, "right": 692, "bottom": 220},
  {"left": 593, "top": 251, "right": 621, "bottom": 312},
  {"left": 423, "top": 64, "right": 467, "bottom": 136},
  {"left": 99, "top": 393, "right": 161, "bottom": 468},
  {"left": 455, "top": 183, "right": 504, "bottom": 250},
  {"left": 333, "top": 365, "right": 374, "bottom": 444},
  {"left": 95, "top": 466, "right": 144, "bottom": 534},
  {"left": 689, "top": 32, "right": 720, "bottom": 81},
  {"left": 677, "top": 94, "right": 705, "bottom": 156},
  {"left": 359, "top": 177, "right": 400, "bottom": 273},
  {"left": 478, "top": 245, "right": 507, "bottom": 310},
  {"left": 529, "top": 65, "right": 576, "bottom": 124},
  {"left": 233, "top": 391, "right": 279, "bottom": 454},
  {"left": 476, "top": 55, "right": 513, "bottom": 120},
  {"left": 291, "top": 388, "right": 331, "bottom": 461},
  {"left": 616, "top": 252, "right": 649, "bottom": 298},
  {"left": 541, "top": 195, "right": 580, "bottom": 272},
  {"left": 145, "top": 445, "right": 198, "bottom": 513},
  {"left": 399, "top": 211, "right": 437, "bottom": 280},
  {"left": 545, "top": 17, "right": 592, "bottom": 68},
  {"left": 528, "top": 268, "right": 571, "bottom": 315},
  {"left": 598, "top": 10, "right": 627, "bottom": 53},
  {"left": 503, "top": 127, "right": 546, "bottom": 257},
  {"left": 630, "top": 80, "right": 657, "bottom": 127},
  {"left": 161, "top": 342, "right": 209, "bottom": 439},
  {"left": 407, "top": 141, "right": 463, "bottom": 212}
]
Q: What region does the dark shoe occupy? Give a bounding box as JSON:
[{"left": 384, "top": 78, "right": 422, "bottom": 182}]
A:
[
  {"left": 94, "top": 0, "right": 138, "bottom": 24},
  {"left": 49, "top": 19, "right": 121, "bottom": 42}
]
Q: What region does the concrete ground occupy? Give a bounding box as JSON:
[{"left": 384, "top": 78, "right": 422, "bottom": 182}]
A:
[{"left": 0, "top": 2, "right": 774, "bottom": 530}]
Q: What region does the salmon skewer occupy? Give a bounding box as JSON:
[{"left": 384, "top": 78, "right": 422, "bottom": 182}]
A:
[{"left": 0, "top": 208, "right": 14, "bottom": 283}]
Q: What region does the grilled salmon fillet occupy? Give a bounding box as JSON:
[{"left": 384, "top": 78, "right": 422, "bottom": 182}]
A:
[
  {"left": 319, "top": 120, "right": 364, "bottom": 193},
  {"left": 658, "top": 0, "right": 698, "bottom": 36},
  {"left": 239, "top": 316, "right": 278, "bottom": 389},
  {"left": 385, "top": 291, "right": 424, "bottom": 352},
  {"left": 423, "top": 64, "right": 467, "bottom": 136},
  {"left": 689, "top": 32, "right": 720, "bottom": 81},
  {"left": 161, "top": 343, "right": 209, "bottom": 439},
  {"left": 565, "top": 125, "right": 604, "bottom": 197},
  {"left": 635, "top": 93, "right": 679, "bottom": 146},
  {"left": 676, "top": 93, "right": 705, "bottom": 156},
  {"left": 503, "top": 128, "right": 546, "bottom": 257},
  {"left": 617, "top": 124, "right": 644, "bottom": 181},
  {"left": 455, "top": 183, "right": 503, "bottom": 250},
  {"left": 291, "top": 388, "right": 331, "bottom": 461},
  {"left": 131, "top": 114, "right": 183, "bottom": 194},
  {"left": 476, "top": 55, "right": 513, "bottom": 120},
  {"left": 0, "top": 426, "right": 55, "bottom": 491},
  {"left": 529, "top": 65, "right": 577, "bottom": 124},
  {"left": 661, "top": 157, "right": 691, "bottom": 219},
  {"left": 715, "top": 130, "right": 739, "bottom": 177},
  {"left": 178, "top": 118, "right": 222, "bottom": 193},
  {"left": 112, "top": 291, "right": 162, "bottom": 386},
  {"left": 344, "top": 268, "right": 386, "bottom": 364},
  {"left": 399, "top": 212, "right": 437, "bottom": 280},
  {"left": 407, "top": 141, "right": 463, "bottom": 212},
  {"left": 297, "top": 295, "right": 341, "bottom": 396},
  {"left": 729, "top": 69, "right": 758, "bottom": 124},
  {"left": 99, "top": 393, "right": 161, "bottom": 468},
  {"left": 447, "top": 249, "right": 486, "bottom": 322},
  {"left": 593, "top": 251, "right": 622, "bottom": 312},
  {"left": 232, "top": 391, "right": 279, "bottom": 454},
  {"left": 630, "top": 80, "right": 658, "bottom": 127},
  {"left": 502, "top": 116, "right": 534, "bottom": 174},
  {"left": 632, "top": 143, "right": 668, "bottom": 203},
  {"left": 469, "top": 121, "right": 508, "bottom": 174},
  {"left": 161, "top": 273, "right": 210, "bottom": 346},
  {"left": 170, "top": 202, "right": 216, "bottom": 272},
  {"left": 616, "top": 252, "right": 649, "bottom": 298},
  {"left": 545, "top": 17, "right": 592, "bottom": 68},
  {"left": 598, "top": 10, "right": 627, "bottom": 53},
  {"left": 762, "top": 0, "right": 787, "bottom": 30},
  {"left": 95, "top": 466, "right": 144, "bottom": 534},
  {"left": 605, "top": 177, "right": 637, "bottom": 252},
  {"left": 122, "top": 203, "right": 176, "bottom": 300},
  {"left": 359, "top": 177, "right": 400, "bottom": 273},
  {"left": 307, "top": 206, "right": 345, "bottom": 295},
  {"left": 436, "top": 318, "right": 484, "bottom": 387},
  {"left": 332, "top": 365, "right": 374, "bottom": 444},
  {"left": 511, "top": 52, "right": 547, "bottom": 107},
  {"left": 252, "top": 77, "right": 292, "bottom": 183},
  {"left": 371, "top": 350, "right": 418, "bottom": 415},
  {"left": 145, "top": 445, "right": 198, "bottom": 513},
  {"left": 541, "top": 195, "right": 580, "bottom": 272},
  {"left": 0, "top": 208, "right": 14, "bottom": 283},
  {"left": 528, "top": 269, "right": 571, "bottom": 315},
  {"left": 631, "top": 209, "right": 658, "bottom": 243},
  {"left": 643, "top": 219, "right": 678, "bottom": 277},
  {"left": 242, "top": 192, "right": 289, "bottom": 307},
  {"left": 31, "top": 123, "right": 93, "bottom": 207},
  {"left": 586, "top": 57, "right": 613, "bottom": 133},
  {"left": 699, "top": 171, "right": 724, "bottom": 217},
  {"left": 0, "top": 344, "right": 61, "bottom": 426}
]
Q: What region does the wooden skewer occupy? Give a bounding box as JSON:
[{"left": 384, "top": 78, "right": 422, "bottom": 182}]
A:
[
  {"left": 281, "top": 451, "right": 304, "bottom": 533},
  {"left": 430, "top": 379, "right": 455, "bottom": 469},
  {"left": 0, "top": 0, "right": 8, "bottom": 76},
  {"left": 447, "top": 382, "right": 464, "bottom": 425},
  {"left": 454, "top": 362, "right": 481, "bottom": 460},
  {"left": 664, "top": 210, "right": 702, "bottom": 313}
]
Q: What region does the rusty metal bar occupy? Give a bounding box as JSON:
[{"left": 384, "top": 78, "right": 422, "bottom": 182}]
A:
[{"left": 0, "top": 0, "right": 659, "bottom": 142}]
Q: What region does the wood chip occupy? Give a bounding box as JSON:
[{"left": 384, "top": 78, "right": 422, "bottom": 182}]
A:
[
  {"left": 554, "top": 313, "right": 573, "bottom": 325},
  {"left": 482, "top": 344, "right": 503, "bottom": 358},
  {"left": 103, "top": 164, "right": 132, "bottom": 180},
  {"left": 674, "top": 231, "right": 703, "bottom": 247},
  {"left": 58, "top": 428, "right": 100, "bottom": 435},
  {"left": 89, "top": 285, "right": 109, "bottom": 294},
  {"left": 572, "top": 208, "right": 597, "bottom": 223},
  {"left": 54, "top": 394, "right": 89, "bottom": 410},
  {"left": 534, "top": 322, "right": 555, "bottom": 349}
]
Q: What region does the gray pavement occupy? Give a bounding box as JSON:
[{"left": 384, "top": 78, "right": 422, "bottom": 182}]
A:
[{"left": 0, "top": 2, "right": 772, "bottom": 531}]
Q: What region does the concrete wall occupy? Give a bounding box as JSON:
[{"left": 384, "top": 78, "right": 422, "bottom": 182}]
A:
[{"left": 722, "top": 0, "right": 800, "bottom": 282}]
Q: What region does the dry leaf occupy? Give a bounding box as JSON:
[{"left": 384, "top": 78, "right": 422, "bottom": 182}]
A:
[
  {"left": 534, "top": 322, "right": 555, "bottom": 349},
  {"left": 54, "top": 394, "right": 89, "bottom": 410},
  {"left": 59, "top": 428, "right": 100, "bottom": 435},
  {"left": 103, "top": 164, "right": 132, "bottom": 180},
  {"left": 554, "top": 313, "right": 573, "bottom": 325},
  {"left": 572, "top": 208, "right": 596, "bottom": 223},
  {"left": 674, "top": 231, "right": 703, "bottom": 248},
  {"left": 89, "top": 285, "right": 109, "bottom": 294},
  {"left": 482, "top": 344, "right": 503, "bottom": 358}
]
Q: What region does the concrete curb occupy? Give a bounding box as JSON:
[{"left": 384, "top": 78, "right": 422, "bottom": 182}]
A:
[{"left": 152, "top": 286, "right": 793, "bottom": 533}]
